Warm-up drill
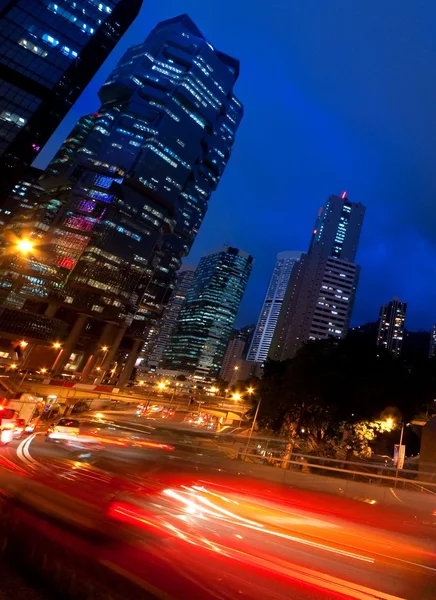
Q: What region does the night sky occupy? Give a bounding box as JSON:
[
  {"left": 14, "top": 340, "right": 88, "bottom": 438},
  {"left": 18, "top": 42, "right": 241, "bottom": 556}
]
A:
[{"left": 35, "top": 1, "right": 436, "bottom": 332}]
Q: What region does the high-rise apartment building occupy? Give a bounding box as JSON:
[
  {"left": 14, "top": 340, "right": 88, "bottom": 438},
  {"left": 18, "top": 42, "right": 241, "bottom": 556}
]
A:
[
  {"left": 220, "top": 325, "right": 255, "bottom": 381},
  {"left": 0, "top": 15, "right": 243, "bottom": 384},
  {"left": 247, "top": 251, "right": 302, "bottom": 363},
  {"left": 270, "top": 193, "right": 365, "bottom": 361},
  {"left": 161, "top": 246, "right": 253, "bottom": 377},
  {"left": 0, "top": 0, "right": 142, "bottom": 212},
  {"left": 429, "top": 325, "right": 436, "bottom": 359},
  {"left": 146, "top": 264, "right": 196, "bottom": 367},
  {"left": 376, "top": 297, "right": 407, "bottom": 357}
]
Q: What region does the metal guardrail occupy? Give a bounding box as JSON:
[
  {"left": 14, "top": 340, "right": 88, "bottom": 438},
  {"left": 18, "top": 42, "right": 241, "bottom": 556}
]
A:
[{"left": 233, "top": 444, "right": 436, "bottom": 493}]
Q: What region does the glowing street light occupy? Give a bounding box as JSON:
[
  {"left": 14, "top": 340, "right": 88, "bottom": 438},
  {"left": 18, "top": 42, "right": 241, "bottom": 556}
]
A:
[
  {"left": 102, "top": 345, "right": 109, "bottom": 352},
  {"left": 157, "top": 381, "right": 166, "bottom": 391},
  {"left": 384, "top": 417, "right": 394, "bottom": 431},
  {"left": 232, "top": 392, "right": 241, "bottom": 401},
  {"left": 16, "top": 238, "right": 34, "bottom": 255},
  {"left": 53, "top": 342, "right": 62, "bottom": 350},
  {"left": 210, "top": 386, "right": 218, "bottom": 393},
  {"left": 19, "top": 340, "right": 28, "bottom": 349},
  {"left": 9, "top": 363, "right": 17, "bottom": 370},
  {"left": 40, "top": 368, "right": 47, "bottom": 374},
  {"left": 247, "top": 387, "right": 255, "bottom": 395}
]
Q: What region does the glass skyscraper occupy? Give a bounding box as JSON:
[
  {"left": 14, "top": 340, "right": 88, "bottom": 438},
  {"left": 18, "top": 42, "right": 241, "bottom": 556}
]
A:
[
  {"left": 247, "top": 251, "right": 302, "bottom": 363},
  {"left": 0, "top": 0, "right": 142, "bottom": 212},
  {"left": 377, "top": 297, "right": 407, "bottom": 357},
  {"left": 220, "top": 325, "right": 255, "bottom": 382},
  {"left": 146, "top": 264, "right": 196, "bottom": 368},
  {"left": 0, "top": 14, "right": 243, "bottom": 384},
  {"left": 161, "top": 246, "right": 253, "bottom": 377},
  {"left": 270, "top": 194, "right": 365, "bottom": 361}
]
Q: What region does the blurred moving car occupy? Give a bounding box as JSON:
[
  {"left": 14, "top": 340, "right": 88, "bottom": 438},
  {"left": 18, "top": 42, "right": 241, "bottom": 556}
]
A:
[
  {"left": 0, "top": 406, "right": 17, "bottom": 445},
  {"left": 183, "top": 412, "right": 217, "bottom": 429},
  {"left": 13, "top": 418, "right": 26, "bottom": 440},
  {"left": 45, "top": 418, "right": 80, "bottom": 442},
  {"left": 136, "top": 404, "right": 175, "bottom": 420}
]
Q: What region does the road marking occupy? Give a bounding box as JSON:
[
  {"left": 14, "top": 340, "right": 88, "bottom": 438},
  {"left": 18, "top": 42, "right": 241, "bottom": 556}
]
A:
[
  {"left": 389, "top": 489, "right": 404, "bottom": 503},
  {"left": 212, "top": 542, "right": 407, "bottom": 600},
  {"left": 16, "top": 433, "right": 40, "bottom": 467},
  {"left": 23, "top": 434, "right": 38, "bottom": 465},
  {"left": 99, "top": 560, "right": 176, "bottom": 600}
]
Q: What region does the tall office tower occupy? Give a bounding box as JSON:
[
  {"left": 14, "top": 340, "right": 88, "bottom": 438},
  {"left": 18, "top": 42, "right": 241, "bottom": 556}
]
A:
[
  {"left": 161, "top": 246, "right": 253, "bottom": 377},
  {"left": 270, "top": 193, "right": 365, "bottom": 361},
  {"left": 0, "top": 15, "right": 243, "bottom": 384},
  {"left": 239, "top": 324, "right": 255, "bottom": 355},
  {"left": 146, "top": 264, "right": 196, "bottom": 367},
  {"left": 0, "top": 0, "right": 142, "bottom": 212},
  {"left": 220, "top": 326, "right": 255, "bottom": 381},
  {"left": 429, "top": 325, "right": 436, "bottom": 359},
  {"left": 376, "top": 297, "right": 407, "bottom": 357},
  {"left": 247, "top": 251, "right": 302, "bottom": 363}
]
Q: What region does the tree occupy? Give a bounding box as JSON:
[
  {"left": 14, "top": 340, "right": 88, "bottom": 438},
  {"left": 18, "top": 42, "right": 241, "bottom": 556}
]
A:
[{"left": 257, "top": 334, "right": 431, "bottom": 457}]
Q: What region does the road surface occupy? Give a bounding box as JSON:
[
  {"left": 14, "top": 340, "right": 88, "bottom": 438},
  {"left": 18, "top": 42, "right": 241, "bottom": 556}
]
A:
[{"left": 1, "top": 421, "right": 436, "bottom": 600}]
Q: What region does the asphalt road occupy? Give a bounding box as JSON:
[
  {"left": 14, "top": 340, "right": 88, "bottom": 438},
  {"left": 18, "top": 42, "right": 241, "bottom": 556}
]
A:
[
  {"left": 1, "top": 420, "right": 436, "bottom": 600},
  {"left": 0, "top": 561, "right": 49, "bottom": 600}
]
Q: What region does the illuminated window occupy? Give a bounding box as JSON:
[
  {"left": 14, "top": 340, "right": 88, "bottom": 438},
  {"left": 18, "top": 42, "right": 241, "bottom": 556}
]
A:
[
  {"left": 0, "top": 111, "right": 27, "bottom": 127},
  {"left": 42, "top": 34, "right": 59, "bottom": 47},
  {"left": 18, "top": 39, "right": 48, "bottom": 58}
]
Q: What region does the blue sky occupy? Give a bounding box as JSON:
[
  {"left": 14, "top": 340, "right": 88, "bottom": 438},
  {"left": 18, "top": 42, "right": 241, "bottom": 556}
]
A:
[{"left": 35, "top": 0, "right": 436, "bottom": 331}]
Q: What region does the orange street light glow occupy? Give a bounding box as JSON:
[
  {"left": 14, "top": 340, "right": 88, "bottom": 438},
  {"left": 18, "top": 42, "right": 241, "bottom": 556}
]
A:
[{"left": 16, "top": 238, "right": 34, "bottom": 254}]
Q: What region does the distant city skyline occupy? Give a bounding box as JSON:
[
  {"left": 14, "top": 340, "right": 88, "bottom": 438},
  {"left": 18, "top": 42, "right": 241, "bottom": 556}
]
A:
[{"left": 31, "top": 1, "right": 436, "bottom": 333}]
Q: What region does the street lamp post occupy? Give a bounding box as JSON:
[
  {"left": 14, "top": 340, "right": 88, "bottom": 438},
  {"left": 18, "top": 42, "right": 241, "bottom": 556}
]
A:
[
  {"left": 96, "top": 346, "right": 110, "bottom": 383},
  {"left": 245, "top": 390, "right": 260, "bottom": 458},
  {"left": 168, "top": 383, "right": 181, "bottom": 409},
  {"left": 18, "top": 369, "right": 30, "bottom": 388}
]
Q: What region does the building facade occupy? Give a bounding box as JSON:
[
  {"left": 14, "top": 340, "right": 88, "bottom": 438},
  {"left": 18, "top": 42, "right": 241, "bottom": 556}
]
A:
[
  {"left": 161, "top": 246, "right": 253, "bottom": 377},
  {"left": 429, "top": 325, "right": 436, "bottom": 359},
  {"left": 146, "top": 264, "right": 196, "bottom": 367},
  {"left": 0, "top": 0, "right": 142, "bottom": 213},
  {"left": 220, "top": 325, "right": 255, "bottom": 381},
  {"left": 247, "top": 251, "right": 302, "bottom": 363},
  {"left": 270, "top": 193, "right": 365, "bottom": 361},
  {"left": 0, "top": 14, "right": 243, "bottom": 384},
  {"left": 376, "top": 297, "right": 407, "bottom": 357}
]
